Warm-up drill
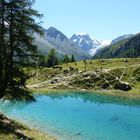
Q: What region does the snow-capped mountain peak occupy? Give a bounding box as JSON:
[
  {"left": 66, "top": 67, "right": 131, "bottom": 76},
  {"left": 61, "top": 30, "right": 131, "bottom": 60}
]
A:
[
  {"left": 70, "top": 33, "right": 111, "bottom": 56},
  {"left": 75, "top": 32, "right": 89, "bottom": 36}
]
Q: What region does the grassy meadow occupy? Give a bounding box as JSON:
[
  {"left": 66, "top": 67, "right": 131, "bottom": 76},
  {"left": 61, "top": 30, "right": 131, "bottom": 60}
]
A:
[{"left": 26, "top": 58, "right": 140, "bottom": 95}]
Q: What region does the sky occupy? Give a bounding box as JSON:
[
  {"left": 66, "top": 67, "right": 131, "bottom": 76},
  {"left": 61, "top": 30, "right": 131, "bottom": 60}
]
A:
[{"left": 34, "top": 0, "right": 140, "bottom": 40}]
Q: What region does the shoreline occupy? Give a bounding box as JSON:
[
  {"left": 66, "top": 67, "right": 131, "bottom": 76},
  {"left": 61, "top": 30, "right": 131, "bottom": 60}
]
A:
[
  {"left": 29, "top": 87, "right": 140, "bottom": 99},
  {"left": 0, "top": 113, "right": 56, "bottom": 140}
]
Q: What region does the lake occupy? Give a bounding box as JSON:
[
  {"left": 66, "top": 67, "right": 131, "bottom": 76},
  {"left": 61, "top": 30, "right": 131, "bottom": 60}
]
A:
[{"left": 0, "top": 91, "right": 140, "bottom": 140}]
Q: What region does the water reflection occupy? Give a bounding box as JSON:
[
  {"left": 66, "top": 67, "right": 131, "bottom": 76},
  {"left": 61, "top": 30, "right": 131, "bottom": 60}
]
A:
[
  {"left": 0, "top": 91, "right": 140, "bottom": 113},
  {"left": 0, "top": 91, "right": 140, "bottom": 140},
  {"left": 36, "top": 91, "right": 140, "bottom": 107},
  {"left": 0, "top": 100, "right": 31, "bottom": 113}
]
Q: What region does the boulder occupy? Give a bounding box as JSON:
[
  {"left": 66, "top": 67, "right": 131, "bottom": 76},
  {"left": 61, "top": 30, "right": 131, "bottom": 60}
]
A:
[
  {"left": 63, "top": 70, "right": 69, "bottom": 74},
  {"left": 83, "top": 72, "right": 92, "bottom": 77},
  {"left": 101, "top": 82, "right": 110, "bottom": 89},
  {"left": 114, "top": 81, "right": 131, "bottom": 91}
]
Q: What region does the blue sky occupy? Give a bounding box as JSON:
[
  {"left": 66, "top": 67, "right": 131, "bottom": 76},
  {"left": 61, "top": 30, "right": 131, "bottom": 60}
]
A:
[{"left": 34, "top": 0, "right": 140, "bottom": 40}]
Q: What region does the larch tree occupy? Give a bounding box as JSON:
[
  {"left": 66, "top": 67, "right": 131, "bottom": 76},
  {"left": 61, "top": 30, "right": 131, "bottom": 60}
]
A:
[{"left": 0, "top": 0, "right": 44, "bottom": 100}]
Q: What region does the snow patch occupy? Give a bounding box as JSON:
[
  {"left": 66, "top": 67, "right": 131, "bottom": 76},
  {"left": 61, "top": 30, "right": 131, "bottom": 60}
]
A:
[
  {"left": 100, "top": 40, "right": 111, "bottom": 46},
  {"left": 89, "top": 40, "right": 111, "bottom": 56},
  {"left": 73, "top": 39, "right": 77, "bottom": 42},
  {"left": 75, "top": 32, "right": 88, "bottom": 36}
]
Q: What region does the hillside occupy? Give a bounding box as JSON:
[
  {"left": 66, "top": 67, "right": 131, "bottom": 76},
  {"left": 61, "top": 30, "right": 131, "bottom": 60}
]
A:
[
  {"left": 34, "top": 35, "right": 64, "bottom": 58},
  {"left": 26, "top": 58, "right": 140, "bottom": 94},
  {"left": 111, "top": 34, "right": 134, "bottom": 44},
  {"left": 94, "top": 33, "right": 140, "bottom": 59}
]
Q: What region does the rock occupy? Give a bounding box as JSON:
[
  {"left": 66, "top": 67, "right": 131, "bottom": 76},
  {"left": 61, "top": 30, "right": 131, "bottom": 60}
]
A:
[
  {"left": 101, "top": 82, "right": 109, "bottom": 89},
  {"left": 69, "top": 66, "right": 74, "bottom": 71},
  {"left": 0, "top": 113, "right": 6, "bottom": 119},
  {"left": 50, "top": 78, "right": 60, "bottom": 84},
  {"left": 91, "top": 76, "right": 101, "bottom": 83},
  {"left": 124, "top": 59, "right": 128, "bottom": 62},
  {"left": 74, "top": 133, "right": 81, "bottom": 136},
  {"left": 63, "top": 70, "right": 69, "bottom": 74},
  {"left": 109, "top": 116, "right": 119, "bottom": 122},
  {"left": 83, "top": 72, "right": 95, "bottom": 77},
  {"left": 114, "top": 81, "right": 131, "bottom": 91}
]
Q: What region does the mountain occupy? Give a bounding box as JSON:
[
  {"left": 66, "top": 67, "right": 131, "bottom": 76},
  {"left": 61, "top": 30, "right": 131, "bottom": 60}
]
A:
[
  {"left": 70, "top": 33, "right": 100, "bottom": 52},
  {"left": 70, "top": 33, "right": 111, "bottom": 56},
  {"left": 93, "top": 33, "right": 140, "bottom": 59},
  {"left": 45, "top": 27, "right": 67, "bottom": 41},
  {"left": 45, "top": 27, "right": 91, "bottom": 60},
  {"left": 111, "top": 34, "right": 134, "bottom": 44},
  {"left": 34, "top": 34, "right": 64, "bottom": 58},
  {"left": 34, "top": 27, "right": 91, "bottom": 60},
  {"left": 34, "top": 26, "right": 137, "bottom": 60}
]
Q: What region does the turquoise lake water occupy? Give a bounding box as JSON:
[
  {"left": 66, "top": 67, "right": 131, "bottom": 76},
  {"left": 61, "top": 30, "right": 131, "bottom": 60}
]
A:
[{"left": 0, "top": 91, "right": 140, "bottom": 140}]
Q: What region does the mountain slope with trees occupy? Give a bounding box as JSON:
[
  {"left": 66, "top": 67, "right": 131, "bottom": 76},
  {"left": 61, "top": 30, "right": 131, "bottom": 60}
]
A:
[
  {"left": 34, "top": 34, "right": 65, "bottom": 58},
  {"left": 94, "top": 33, "right": 140, "bottom": 59},
  {"left": 111, "top": 34, "right": 134, "bottom": 44}
]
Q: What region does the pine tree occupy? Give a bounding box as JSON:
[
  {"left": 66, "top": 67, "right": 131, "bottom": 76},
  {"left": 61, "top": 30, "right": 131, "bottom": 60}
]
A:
[
  {"left": 0, "top": 0, "right": 43, "bottom": 99},
  {"left": 38, "top": 55, "right": 47, "bottom": 67},
  {"left": 71, "top": 54, "right": 76, "bottom": 62},
  {"left": 0, "top": 0, "right": 9, "bottom": 98},
  {"left": 47, "top": 48, "right": 58, "bottom": 67},
  {"left": 63, "top": 55, "right": 70, "bottom": 63}
]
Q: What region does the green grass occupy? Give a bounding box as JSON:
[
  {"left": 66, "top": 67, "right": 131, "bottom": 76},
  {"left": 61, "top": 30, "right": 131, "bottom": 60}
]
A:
[{"left": 25, "top": 58, "right": 140, "bottom": 94}]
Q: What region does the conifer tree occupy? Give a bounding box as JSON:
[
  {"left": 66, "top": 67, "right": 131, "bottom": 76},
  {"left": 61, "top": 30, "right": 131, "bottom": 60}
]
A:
[
  {"left": 71, "top": 54, "right": 76, "bottom": 62},
  {"left": 47, "top": 48, "right": 58, "bottom": 67},
  {"left": 63, "top": 55, "right": 70, "bottom": 63},
  {"left": 0, "top": 0, "right": 43, "bottom": 99}
]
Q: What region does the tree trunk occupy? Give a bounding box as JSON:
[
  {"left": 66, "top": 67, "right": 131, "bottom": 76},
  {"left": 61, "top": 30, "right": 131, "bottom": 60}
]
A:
[{"left": 0, "top": 0, "right": 6, "bottom": 98}]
